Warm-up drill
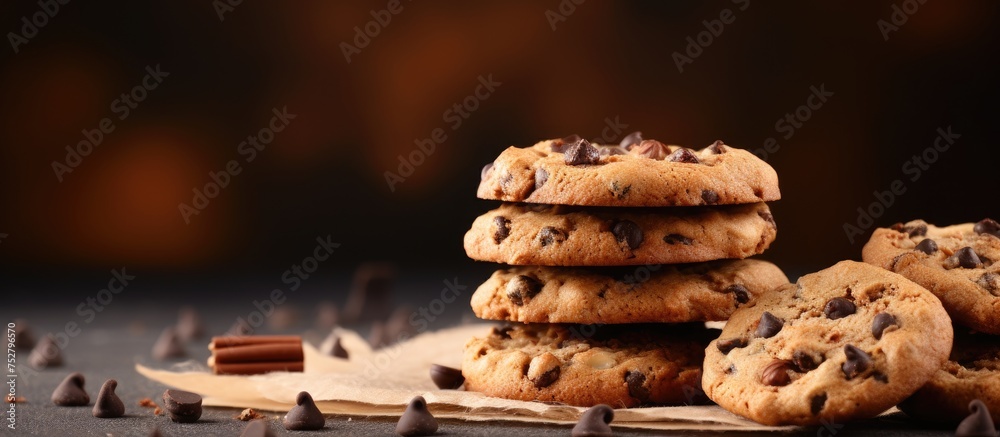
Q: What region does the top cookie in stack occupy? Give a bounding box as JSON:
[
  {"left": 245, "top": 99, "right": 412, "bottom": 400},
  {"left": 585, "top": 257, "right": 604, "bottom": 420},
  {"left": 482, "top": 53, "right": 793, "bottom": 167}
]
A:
[{"left": 461, "top": 133, "right": 786, "bottom": 408}]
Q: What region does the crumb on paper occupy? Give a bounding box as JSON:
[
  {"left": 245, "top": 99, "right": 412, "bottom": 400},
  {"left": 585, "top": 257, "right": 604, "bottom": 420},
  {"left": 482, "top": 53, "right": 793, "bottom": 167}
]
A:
[
  {"left": 237, "top": 408, "right": 267, "bottom": 421},
  {"left": 138, "top": 397, "right": 157, "bottom": 408}
]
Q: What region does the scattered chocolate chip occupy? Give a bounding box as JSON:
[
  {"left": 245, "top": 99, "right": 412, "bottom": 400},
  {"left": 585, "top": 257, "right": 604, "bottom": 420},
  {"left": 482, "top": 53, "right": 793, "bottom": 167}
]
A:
[
  {"left": 625, "top": 371, "right": 650, "bottom": 403},
  {"left": 240, "top": 420, "right": 277, "bottom": 437},
  {"left": 611, "top": 220, "right": 643, "bottom": 250},
  {"left": 761, "top": 360, "right": 793, "bottom": 386},
  {"left": 842, "top": 345, "right": 872, "bottom": 380},
  {"left": 619, "top": 131, "right": 643, "bottom": 150},
  {"left": 396, "top": 396, "right": 439, "bottom": 436},
  {"left": 93, "top": 379, "right": 125, "bottom": 418},
  {"left": 321, "top": 332, "right": 349, "bottom": 358},
  {"left": 824, "top": 297, "right": 857, "bottom": 320},
  {"left": 754, "top": 312, "right": 783, "bottom": 338},
  {"left": 480, "top": 162, "right": 494, "bottom": 180},
  {"left": 506, "top": 275, "right": 543, "bottom": 306},
  {"left": 564, "top": 139, "right": 600, "bottom": 165},
  {"left": 572, "top": 404, "right": 614, "bottom": 437},
  {"left": 707, "top": 140, "right": 727, "bottom": 154},
  {"left": 430, "top": 364, "right": 465, "bottom": 389},
  {"left": 956, "top": 399, "right": 998, "bottom": 437},
  {"left": 667, "top": 147, "right": 700, "bottom": 163},
  {"left": 978, "top": 273, "right": 1000, "bottom": 295},
  {"left": 538, "top": 226, "right": 567, "bottom": 246},
  {"left": 663, "top": 234, "right": 693, "bottom": 245},
  {"left": 534, "top": 167, "right": 548, "bottom": 190},
  {"left": 871, "top": 313, "right": 899, "bottom": 340},
  {"left": 162, "top": 389, "right": 202, "bottom": 423},
  {"left": 14, "top": 320, "right": 36, "bottom": 351},
  {"left": 701, "top": 189, "right": 719, "bottom": 205},
  {"left": 29, "top": 335, "right": 63, "bottom": 369},
  {"left": 914, "top": 238, "right": 939, "bottom": 254},
  {"left": 975, "top": 219, "right": 1000, "bottom": 238},
  {"left": 810, "top": 393, "right": 827, "bottom": 415},
  {"left": 717, "top": 338, "right": 748, "bottom": 354},
  {"left": 630, "top": 140, "right": 669, "bottom": 160},
  {"left": 176, "top": 306, "right": 205, "bottom": 341},
  {"left": 283, "top": 391, "right": 325, "bottom": 430},
  {"left": 792, "top": 350, "right": 820, "bottom": 372},
  {"left": 152, "top": 327, "right": 186, "bottom": 360},
  {"left": 726, "top": 284, "right": 750, "bottom": 304},
  {"left": 492, "top": 216, "right": 511, "bottom": 244},
  {"left": 52, "top": 372, "right": 89, "bottom": 406}
]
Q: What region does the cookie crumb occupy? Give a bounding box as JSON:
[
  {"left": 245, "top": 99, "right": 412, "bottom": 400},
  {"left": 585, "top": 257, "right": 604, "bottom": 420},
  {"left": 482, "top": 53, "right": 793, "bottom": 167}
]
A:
[
  {"left": 237, "top": 408, "right": 266, "bottom": 421},
  {"left": 153, "top": 406, "right": 163, "bottom": 416},
  {"left": 6, "top": 396, "right": 27, "bottom": 403},
  {"left": 138, "top": 397, "right": 157, "bottom": 408}
]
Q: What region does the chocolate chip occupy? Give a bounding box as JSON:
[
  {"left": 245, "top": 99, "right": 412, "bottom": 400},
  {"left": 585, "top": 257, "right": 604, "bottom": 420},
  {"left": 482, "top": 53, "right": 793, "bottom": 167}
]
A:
[
  {"left": 701, "top": 189, "right": 719, "bottom": 205},
  {"left": 282, "top": 391, "right": 324, "bottom": 430},
  {"left": 534, "top": 167, "right": 548, "bottom": 190},
  {"left": 611, "top": 220, "right": 643, "bottom": 250},
  {"left": 667, "top": 148, "right": 700, "bottom": 163},
  {"left": 599, "top": 146, "right": 628, "bottom": 157},
  {"left": 52, "top": 372, "right": 90, "bottom": 406},
  {"left": 707, "top": 140, "right": 727, "bottom": 154},
  {"left": 609, "top": 181, "right": 631, "bottom": 199},
  {"left": 571, "top": 404, "right": 614, "bottom": 437},
  {"left": 93, "top": 379, "right": 125, "bottom": 418},
  {"left": 824, "top": 297, "right": 856, "bottom": 320},
  {"left": 481, "top": 163, "right": 494, "bottom": 180},
  {"left": 176, "top": 306, "right": 205, "bottom": 341},
  {"left": 492, "top": 325, "right": 514, "bottom": 339},
  {"left": 626, "top": 371, "right": 650, "bottom": 403},
  {"left": 492, "top": 216, "right": 511, "bottom": 244},
  {"left": 872, "top": 313, "right": 899, "bottom": 340},
  {"left": 430, "top": 364, "right": 465, "bottom": 389},
  {"left": 761, "top": 360, "right": 793, "bottom": 386},
  {"left": 564, "top": 139, "right": 600, "bottom": 165},
  {"left": 163, "top": 389, "right": 203, "bottom": 423},
  {"left": 630, "top": 140, "right": 669, "bottom": 160},
  {"left": 663, "top": 234, "right": 693, "bottom": 245},
  {"left": 792, "top": 350, "right": 820, "bottom": 372},
  {"left": 726, "top": 284, "right": 750, "bottom": 304},
  {"left": 322, "top": 333, "right": 349, "bottom": 358},
  {"left": 240, "top": 420, "right": 277, "bottom": 437},
  {"left": 619, "top": 131, "right": 643, "bottom": 150},
  {"left": 975, "top": 219, "right": 1000, "bottom": 238},
  {"left": 842, "top": 345, "right": 872, "bottom": 380},
  {"left": 13, "top": 320, "right": 35, "bottom": 351},
  {"left": 758, "top": 210, "right": 775, "bottom": 227},
  {"left": 717, "top": 337, "right": 748, "bottom": 354},
  {"left": 396, "top": 396, "right": 439, "bottom": 437},
  {"left": 29, "top": 334, "right": 63, "bottom": 369},
  {"left": 978, "top": 273, "right": 1000, "bottom": 295},
  {"left": 551, "top": 134, "right": 580, "bottom": 153},
  {"left": 811, "top": 393, "right": 827, "bottom": 415},
  {"left": 956, "top": 399, "right": 998, "bottom": 437},
  {"left": 532, "top": 366, "right": 560, "bottom": 388},
  {"left": 754, "top": 312, "right": 783, "bottom": 338},
  {"left": 907, "top": 224, "right": 928, "bottom": 237},
  {"left": 914, "top": 238, "right": 938, "bottom": 254},
  {"left": 538, "top": 226, "right": 567, "bottom": 246},
  {"left": 506, "top": 275, "right": 543, "bottom": 306},
  {"left": 949, "top": 247, "right": 983, "bottom": 269},
  {"left": 873, "top": 372, "right": 889, "bottom": 383},
  {"left": 152, "top": 327, "right": 186, "bottom": 360}
]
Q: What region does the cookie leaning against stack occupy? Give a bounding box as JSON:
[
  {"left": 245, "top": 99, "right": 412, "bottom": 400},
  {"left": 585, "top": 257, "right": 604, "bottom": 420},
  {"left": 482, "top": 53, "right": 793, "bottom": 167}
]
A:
[{"left": 461, "top": 133, "right": 786, "bottom": 407}]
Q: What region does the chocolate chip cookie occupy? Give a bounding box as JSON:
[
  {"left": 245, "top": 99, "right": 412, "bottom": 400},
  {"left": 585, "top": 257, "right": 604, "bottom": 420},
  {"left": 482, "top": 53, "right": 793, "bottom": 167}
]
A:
[
  {"left": 470, "top": 259, "right": 788, "bottom": 324},
  {"left": 862, "top": 219, "right": 1000, "bottom": 334},
  {"left": 464, "top": 202, "right": 777, "bottom": 266},
  {"left": 899, "top": 326, "right": 1000, "bottom": 424},
  {"left": 463, "top": 323, "right": 713, "bottom": 408},
  {"left": 477, "top": 137, "right": 780, "bottom": 207},
  {"left": 702, "top": 261, "right": 953, "bottom": 426}
]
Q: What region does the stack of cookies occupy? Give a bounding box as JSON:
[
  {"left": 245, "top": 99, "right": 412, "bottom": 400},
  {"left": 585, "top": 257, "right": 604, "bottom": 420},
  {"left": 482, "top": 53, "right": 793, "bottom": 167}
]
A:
[{"left": 460, "top": 133, "right": 786, "bottom": 407}]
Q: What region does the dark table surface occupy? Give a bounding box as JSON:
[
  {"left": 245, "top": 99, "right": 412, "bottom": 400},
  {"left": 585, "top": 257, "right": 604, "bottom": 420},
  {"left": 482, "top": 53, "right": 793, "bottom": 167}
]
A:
[{"left": 2, "top": 273, "right": 961, "bottom": 436}]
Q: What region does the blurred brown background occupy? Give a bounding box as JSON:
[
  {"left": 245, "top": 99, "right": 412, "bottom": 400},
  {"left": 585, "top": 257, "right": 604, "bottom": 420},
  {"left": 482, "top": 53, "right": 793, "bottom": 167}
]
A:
[{"left": 1, "top": 1, "right": 998, "bottom": 299}]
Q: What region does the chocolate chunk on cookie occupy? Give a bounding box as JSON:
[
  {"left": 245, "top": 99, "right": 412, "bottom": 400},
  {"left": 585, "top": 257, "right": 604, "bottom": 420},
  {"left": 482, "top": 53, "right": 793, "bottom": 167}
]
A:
[
  {"left": 702, "top": 261, "right": 953, "bottom": 426},
  {"left": 863, "top": 219, "right": 1000, "bottom": 334},
  {"left": 463, "top": 323, "right": 713, "bottom": 407}
]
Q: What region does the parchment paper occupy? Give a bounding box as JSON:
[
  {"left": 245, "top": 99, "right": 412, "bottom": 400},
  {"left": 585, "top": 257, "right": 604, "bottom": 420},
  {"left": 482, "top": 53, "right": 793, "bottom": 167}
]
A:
[{"left": 136, "top": 324, "right": 799, "bottom": 431}]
